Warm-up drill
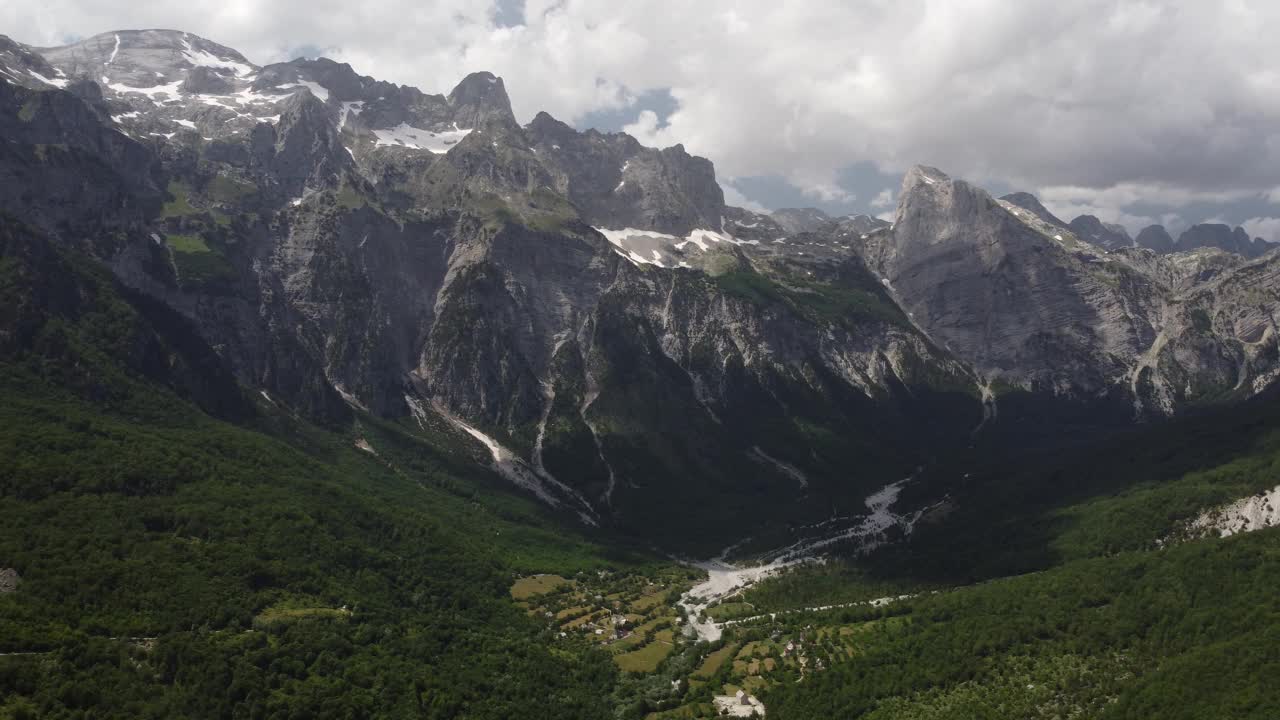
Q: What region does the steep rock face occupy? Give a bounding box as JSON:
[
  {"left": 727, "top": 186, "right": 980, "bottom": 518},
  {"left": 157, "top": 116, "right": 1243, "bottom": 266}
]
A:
[
  {"left": 525, "top": 112, "right": 725, "bottom": 235},
  {"left": 0, "top": 79, "right": 162, "bottom": 242},
  {"left": 868, "top": 166, "right": 1157, "bottom": 396},
  {"left": 533, "top": 255, "right": 980, "bottom": 535},
  {"left": 857, "top": 166, "right": 1280, "bottom": 418},
  {"left": 1136, "top": 224, "right": 1175, "bottom": 254},
  {"left": 1132, "top": 253, "right": 1280, "bottom": 413},
  {"left": 268, "top": 91, "right": 351, "bottom": 196},
  {"left": 10, "top": 27, "right": 1280, "bottom": 539},
  {"left": 416, "top": 217, "right": 618, "bottom": 434},
  {"left": 1068, "top": 214, "right": 1132, "bottom": 251}
]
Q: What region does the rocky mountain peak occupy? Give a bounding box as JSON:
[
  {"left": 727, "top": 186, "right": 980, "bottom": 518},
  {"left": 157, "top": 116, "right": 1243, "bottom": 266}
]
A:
[
  {"left": 1067, "top": 214, "right": 1132, "bottom": 251},
  {"left": 270, "top": 89, "right": 350, "bottom": 194},
  {"left": 526, "top": 110, "right": 574, "bottom": 139},
  {"left": 880, "top": 164, "right": 1167, "bottom": 397},
  {"left": 0, "top": 35, "right": 66, "bottom": 89},
  {"left": 258, "top": 57, "right": 369, "bottom": 101},
  {"left": 448, "top": 71, "right": 515, "bottom": 128},
  {"left": 1000, "top": 191, "right": 1068, "bottom": 229},
  {"left": 40, "top": 29, "right": 257, "bottom": 85},
  {"left": 901, "top": 164, "right": 950, "bottom": 192},
  {"left": 1176, "top": 223, "right": 1264, "bottom": 258},
  {"left": 523, "top": 111, "right": 723, "bottom": 236},
  {"left": 894, "top": 165, "right": 1001, "bottom": 233},
  {"left": 1135, "top": 224, "right": 1174, "bottom": 254}
]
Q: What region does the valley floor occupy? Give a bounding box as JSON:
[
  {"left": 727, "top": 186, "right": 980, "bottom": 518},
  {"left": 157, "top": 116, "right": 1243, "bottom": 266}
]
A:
[{"left": 511, "top": 403, "right": 1280, "bottom": 719}]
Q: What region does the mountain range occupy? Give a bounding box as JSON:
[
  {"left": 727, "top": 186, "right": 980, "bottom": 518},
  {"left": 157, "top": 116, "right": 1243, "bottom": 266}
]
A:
[
  {"left": 5, "top": 26, "right": 1280, "bottom": 720},
  {"left": 3, "top": 28, "right": 1280, "bottom": 546}
]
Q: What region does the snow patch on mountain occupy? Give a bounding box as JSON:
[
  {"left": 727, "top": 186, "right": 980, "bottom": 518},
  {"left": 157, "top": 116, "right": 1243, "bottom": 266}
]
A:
[
  {"left": 106, "top": 78, "right": 184, "bottom": 103},
  {"left": 229, "top": 88, "right": 295, "bottom": 106},
  {"left": 597, "top": 227, "right": 676, "bottom": 244},
  {"left": 596, "top": 228, "right": 678, "bottom": 267},
  {"left": 28, "top": 70, "right": 68, "bottom": 88},
  {"left": 280, "top": 80, "right": 329, "bottom": 102},
  {"left": 373, "top": 123, "right": 471, "bottom": 153},
  {"left": 181, "top": 38, "right": 255, "bottom": 77},
  {"left": 596, "top": 227, "right": 761, "bottom": 268},
  {"left": 339, "top": 101, "right": 364, "bottom": 129}
]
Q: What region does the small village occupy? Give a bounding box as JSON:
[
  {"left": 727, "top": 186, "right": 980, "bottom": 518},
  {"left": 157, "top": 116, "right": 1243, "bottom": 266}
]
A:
[
  {"left": 511, "top": 568, "right": 888, "bottom": 719},
  {"left": 511, "top": 568, "right": 696, "bottom": 674}
]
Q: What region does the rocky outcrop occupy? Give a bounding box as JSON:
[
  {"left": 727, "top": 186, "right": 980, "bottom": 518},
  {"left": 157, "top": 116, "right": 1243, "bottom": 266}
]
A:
[
  {"left": 0, "top": 568, "right": 19, "bottom": 594},
  {"left": 1186, "top": 485, "right": 1280, "bottom": 538}
]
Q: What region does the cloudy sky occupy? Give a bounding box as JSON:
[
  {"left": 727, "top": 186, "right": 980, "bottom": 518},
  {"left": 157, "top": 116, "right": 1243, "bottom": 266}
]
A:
[{"left": 8, "top": 0, "right": 1280, "bottom": 238}]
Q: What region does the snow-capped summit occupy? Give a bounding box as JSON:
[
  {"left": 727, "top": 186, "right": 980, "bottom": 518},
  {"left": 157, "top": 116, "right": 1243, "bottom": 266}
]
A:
[{"left": 1, "top": 29, "right": 517, "bottom": 156}]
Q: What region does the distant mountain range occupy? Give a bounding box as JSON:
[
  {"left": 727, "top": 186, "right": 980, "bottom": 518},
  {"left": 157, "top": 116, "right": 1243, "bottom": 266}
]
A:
[{"left": 3, "top": 29, "right": 1280, "bottom": 541}]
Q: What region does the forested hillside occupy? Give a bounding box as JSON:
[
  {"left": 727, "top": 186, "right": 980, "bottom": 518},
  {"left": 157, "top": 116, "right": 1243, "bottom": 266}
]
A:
[
  {"left": 0, "top": 218, "right": 630, "bottom": 718},
  {"left": 736, "top": 392, "right": 1280, "bottom": 718}
]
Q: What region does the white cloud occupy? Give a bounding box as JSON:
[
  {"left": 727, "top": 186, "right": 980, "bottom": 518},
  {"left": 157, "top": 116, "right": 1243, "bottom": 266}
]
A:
[
  {"left": 721, "top": 181, "right": 769, "bottom": 213},
  {"left": 1036, "top": 182, "right": 1267, "bottom": 236},
  {"left": 870, "top": 188, "right": 895, "bottom": 209},
  {"left": 8, "top": 1, "right": 1280, "bottom": 216},
  {"left": 1242, "top": 217, "right": 1280, "bottom": 243},
  {"left": 801, "top": 182, "right": 854, "bottom": 205}
]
